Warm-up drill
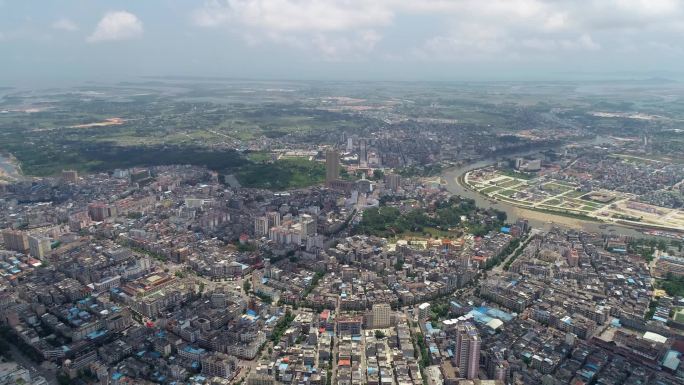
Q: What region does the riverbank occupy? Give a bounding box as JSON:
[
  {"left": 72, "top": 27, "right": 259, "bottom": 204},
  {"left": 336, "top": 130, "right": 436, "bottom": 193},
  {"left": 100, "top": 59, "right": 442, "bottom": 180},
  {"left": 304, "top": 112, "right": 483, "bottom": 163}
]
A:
[
  {"left": 458, "top": 165, "right": 683, "bottom": 236},
  {"left": 441, "top": 155, "right": 681, "bottom": 239}
]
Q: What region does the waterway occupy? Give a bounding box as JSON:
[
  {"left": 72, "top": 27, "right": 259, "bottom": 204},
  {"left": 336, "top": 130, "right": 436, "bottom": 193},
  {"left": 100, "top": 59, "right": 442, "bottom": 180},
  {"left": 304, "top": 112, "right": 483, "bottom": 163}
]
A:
[{"left": 440, "top": 136, "right": 649, "bottom": 238}]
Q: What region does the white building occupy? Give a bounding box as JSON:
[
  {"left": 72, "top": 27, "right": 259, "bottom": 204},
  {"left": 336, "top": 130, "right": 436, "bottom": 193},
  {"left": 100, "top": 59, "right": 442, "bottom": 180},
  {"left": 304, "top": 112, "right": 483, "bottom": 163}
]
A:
[{"left": 418, "top": 302, "right": 431, "bottom": 320}]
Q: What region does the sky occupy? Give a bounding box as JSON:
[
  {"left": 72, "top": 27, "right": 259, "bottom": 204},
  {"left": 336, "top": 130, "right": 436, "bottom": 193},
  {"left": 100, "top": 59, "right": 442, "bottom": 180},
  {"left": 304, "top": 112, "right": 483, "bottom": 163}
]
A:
[{"left": 1, "top": 0, "right": 684, "bottom": 86}]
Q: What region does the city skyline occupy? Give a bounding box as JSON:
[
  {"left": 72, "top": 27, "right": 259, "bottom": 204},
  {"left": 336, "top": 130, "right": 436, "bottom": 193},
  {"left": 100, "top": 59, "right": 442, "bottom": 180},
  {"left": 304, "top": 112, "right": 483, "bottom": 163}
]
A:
[{"left": 1, "top": 2, "right": 684, "bottom": 385}]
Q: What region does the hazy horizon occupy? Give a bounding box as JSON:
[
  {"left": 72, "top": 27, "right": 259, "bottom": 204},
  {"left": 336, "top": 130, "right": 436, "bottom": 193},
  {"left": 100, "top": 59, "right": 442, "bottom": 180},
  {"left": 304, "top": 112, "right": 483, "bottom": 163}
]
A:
[{"left": 2, "top": 1, "right": 684, "bottom": 86}]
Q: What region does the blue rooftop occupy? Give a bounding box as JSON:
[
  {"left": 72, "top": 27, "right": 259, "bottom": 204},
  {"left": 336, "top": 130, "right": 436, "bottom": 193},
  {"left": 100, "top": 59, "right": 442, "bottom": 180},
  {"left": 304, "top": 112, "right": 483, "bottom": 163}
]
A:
[
  {"left": 86, "top": 330, "right": 107, "bottom": 340},
  {"left": 183, "top": 346, "right": 206, "bottom": 355}
]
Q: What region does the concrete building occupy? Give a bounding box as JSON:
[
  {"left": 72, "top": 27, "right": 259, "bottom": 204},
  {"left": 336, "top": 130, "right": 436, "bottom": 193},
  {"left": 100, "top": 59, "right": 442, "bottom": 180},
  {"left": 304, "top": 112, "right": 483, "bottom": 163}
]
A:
[
  {"left": 201, "top": 352, "right": 235, "bottom": 378},
  {"left": 385, "top": 173, "right": 401, "bottom": 192},
  {"left": 255, "top": 216, "right": 269, "bottom": 237},
  {"left": 418, "top": 302, "right": 431, "bottom": 320},
  {"left": 359, "top": 139, "right": 368, "bottom": 167},
  {"left": 28, "top": 235, "right": 51, "bottom": 258},
  {"left": 371, "top": 303, "right": 392, "bottom": 329},
  {"left": 325, "top": 150, "right": 340, "bottom": 185},
  {"left": 454, "top": 322, "right": 481, "bottom": 380},
  {"left": 300, "top": 214, "right": 317, "bottom": 238},
  {"left": 87, "top": 202, "right": 117, "bottom": 221},
  {"left": 267, "top": 211, "right": 281, "bottom": 228},
  {"left": 2, "top": 229, "right": 29, "bottom": 253}
]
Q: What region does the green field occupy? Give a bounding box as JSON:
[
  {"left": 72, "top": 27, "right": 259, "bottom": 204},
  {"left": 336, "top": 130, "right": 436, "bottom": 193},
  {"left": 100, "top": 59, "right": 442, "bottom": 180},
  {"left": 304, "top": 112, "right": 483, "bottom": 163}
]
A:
[
  {"left": 246, "top": 151, "right": 274, "bottom": 162},
  {"left": 542, "top": 182, "right": 574, "bottom": 193},
  {"left": 497, "top": 179, "right": 520, "bottom": 188},
  {"left": 481, "top": 186, "right": 501, "bottom": 194},
  {"left": 0, "top": 84, "right": 373, "bottom": 177},
  {"left": 235, "top": 158, "right": 325, "bottom": 190},
  {"left": 564, "top": 190, "right": 585, "bottom": 198}
]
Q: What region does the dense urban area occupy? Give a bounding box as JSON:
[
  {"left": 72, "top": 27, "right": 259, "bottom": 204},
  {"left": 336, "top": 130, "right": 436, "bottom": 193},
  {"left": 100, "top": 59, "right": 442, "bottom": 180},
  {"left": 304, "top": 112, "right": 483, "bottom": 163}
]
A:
[{"left": 0, "top": 79, "right": 683, "bottom": 385}]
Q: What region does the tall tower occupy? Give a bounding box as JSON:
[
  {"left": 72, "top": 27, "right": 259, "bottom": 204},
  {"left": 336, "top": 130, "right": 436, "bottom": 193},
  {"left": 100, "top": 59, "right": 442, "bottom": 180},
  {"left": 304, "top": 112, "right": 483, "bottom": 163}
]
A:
[
  {"left": 358, "top": 139, "right": 368, "bottom": 167},
  {"left": 455, "top": 322, "right": 481, "bottom": 379},
  {"left": 325, "top": 150, "right": 340, "bottom": 185},
  {"left": 254, "top": 216, "right": 269, "bottom": 237},
  {"left": 266, "top": 211, "right": 281, "bottom": 227}
]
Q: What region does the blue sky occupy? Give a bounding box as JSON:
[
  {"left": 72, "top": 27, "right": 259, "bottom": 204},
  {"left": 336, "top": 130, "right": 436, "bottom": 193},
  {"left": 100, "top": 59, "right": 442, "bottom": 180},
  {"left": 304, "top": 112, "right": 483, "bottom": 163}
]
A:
[{"left": 1, "top": 0, "right": 683, "bottom": 86}]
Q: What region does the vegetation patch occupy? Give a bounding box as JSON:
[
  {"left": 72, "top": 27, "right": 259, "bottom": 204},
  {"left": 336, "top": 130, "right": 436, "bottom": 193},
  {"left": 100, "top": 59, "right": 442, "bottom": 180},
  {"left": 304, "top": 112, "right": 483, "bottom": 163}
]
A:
[{"left": 234, "top": 158, "right": 325, "bottom": 190}]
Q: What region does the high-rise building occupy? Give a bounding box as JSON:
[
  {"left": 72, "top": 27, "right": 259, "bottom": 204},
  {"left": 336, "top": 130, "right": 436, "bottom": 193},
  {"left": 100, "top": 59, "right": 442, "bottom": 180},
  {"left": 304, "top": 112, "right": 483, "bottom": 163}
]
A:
[
  {"left": 418, "top": 302, "right": 431, "bottom": 320},
  {"left": 299, "top": 214, "right": 317, "bottom": 239},
  {"left": 68, "top": 212, "right": 92, "bottom": 232},
  {"left": 2, "top": 229, "right": 29, "bottom": 253},
  {"left": 346, "top": 137, "right": 353, "bottom": 152},
  {"left": 358, "top": 139, "right": 368, "bottom": 167},
  {"left": 87, "top": 202, "right": 117, "bottom": 221},
  {"left": 266, "top": 211, "right": 281, "bottom": 228},
  {"left": 385, "top": 173, "right": 401, "bottom": 192},
  {"left": 485, "top": 351, "right": 510, "bottom": 382},
  {"left": 515, "top": 158, "right": 524, "bottom": 170},
  {"left": 371, "top": 303, "right": 392, "bottom": 329},
  {"left": 325, "top": 150, "right": 340, "bottom": 185},
  {"left": 455, "top": 322, "right": 481, "bottom": 379},
  {"left": 28, "top": 235, "right": 51, "bottom": 258},
  {"left": 254, "top": 216, "right": 269, "bottom": 237}
]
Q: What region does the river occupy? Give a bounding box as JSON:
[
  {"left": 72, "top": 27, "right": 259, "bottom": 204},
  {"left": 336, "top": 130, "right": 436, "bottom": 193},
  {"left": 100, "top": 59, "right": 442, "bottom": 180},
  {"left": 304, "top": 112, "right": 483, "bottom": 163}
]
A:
[{"left": 440, "top": 136, "right": 650, "bottom": 238}]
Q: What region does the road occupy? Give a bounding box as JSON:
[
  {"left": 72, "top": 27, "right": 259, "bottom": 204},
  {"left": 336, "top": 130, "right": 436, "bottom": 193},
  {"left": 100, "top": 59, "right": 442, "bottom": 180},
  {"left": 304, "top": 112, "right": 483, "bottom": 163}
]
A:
[
  {"left": 491, "top": 230, "right": 538, "bottom": 274},
  {"left": 5, "top": 343, "right": 58, "bottom": 385}
]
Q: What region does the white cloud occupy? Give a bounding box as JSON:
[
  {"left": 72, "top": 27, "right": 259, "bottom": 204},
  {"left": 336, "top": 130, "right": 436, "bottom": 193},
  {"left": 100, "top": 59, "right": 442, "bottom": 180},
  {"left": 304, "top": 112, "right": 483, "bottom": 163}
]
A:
[
  {"left": 87, "top": 11, "right": 143, "bottom": 43},
  {"left": 192, "top": 0, "right": 231, "bottom": 27},
  {"left": 191, "top": 0, "right": 684, "bottom": 60},
  {"left": 52, "top": 18, "right": 79, "bottom": 32},
  {"left": 192, "top": 0, "right": 391, "bottom": 59},
  {"left": 312, "top": 30, "right": 382, "bottom": 60},
  {"left": 193, "top": 0, "right": 393, "bottom": 32}
]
